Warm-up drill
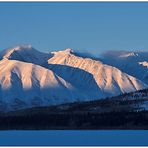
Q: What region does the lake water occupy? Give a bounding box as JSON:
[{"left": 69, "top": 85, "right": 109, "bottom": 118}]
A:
[{"left": 0, "top": 130, "right": 148, "bottom": 146}]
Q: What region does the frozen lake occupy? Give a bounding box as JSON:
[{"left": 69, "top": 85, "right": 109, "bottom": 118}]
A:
[{"left": 0, "top": 130, "right": 148, "bottom": 146}]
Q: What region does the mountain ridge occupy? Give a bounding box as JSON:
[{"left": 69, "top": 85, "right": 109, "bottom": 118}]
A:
[
  {"left": 0, "top": 45, "right": 147, "bottom": 111},
  {"left": 101, "top": 50, "right": 148, "bottom": 85}
]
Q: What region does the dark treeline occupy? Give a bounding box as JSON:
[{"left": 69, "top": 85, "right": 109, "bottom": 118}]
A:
[
  {"left": 1, "top": 111, "right": 148, "bottom": 130},
  {"left": 0, "top": 88, "right": 148, "bottom": 130}
]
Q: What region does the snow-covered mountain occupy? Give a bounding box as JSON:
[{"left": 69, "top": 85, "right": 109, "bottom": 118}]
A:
[
  {"left": 0, "top": 45, "right": 51, "bottom": 66},
  {"left": 0, "top": 45, "right": 147, "bottom": 111},
  {"left": 0, "top": 59, "right": 82, "bottom": 111},
  {"left": 48, "top": 48, "right": 147, "bottom": 96},
  {"left": 101, "top": 50, "right": 148, "bottom": 85}
]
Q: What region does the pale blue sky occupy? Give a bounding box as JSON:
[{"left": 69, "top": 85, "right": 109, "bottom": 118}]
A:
[{"left": 0, "top": 2, "right": 148, "bottom": 55}]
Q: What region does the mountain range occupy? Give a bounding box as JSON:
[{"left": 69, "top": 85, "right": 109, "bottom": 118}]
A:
[
  {"left": 0, "top": 45, "right": 147, "bottom": 111},
  {"left": 101, "top": 50, "right": 148, "bottom": 85}
]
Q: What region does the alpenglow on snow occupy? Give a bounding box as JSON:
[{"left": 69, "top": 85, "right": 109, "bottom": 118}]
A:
[{"left": 0, "top": 45, "right": 147, "bottom": 111}]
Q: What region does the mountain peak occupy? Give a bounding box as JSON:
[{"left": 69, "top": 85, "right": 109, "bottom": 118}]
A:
[
  {"left": 139, "top": 61, "right": 148, "bottom": 68},
  {"left": 0, "top": 44, "right": 51, "bottom": 66},
  {"left": 119, "top": 52, "right": 139, "bottom": 58},
  {"left": 64, "top": 48, "right": 73, "bottom": 53},
  {"left": 0, "top": 44, "right": 36, "bottom": 60},
  {"left": 13, "top": 44, "right": 33, "bottom": 51},
  {"left": 51, "top": 48, "right": 73, "bottom": 55}
]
